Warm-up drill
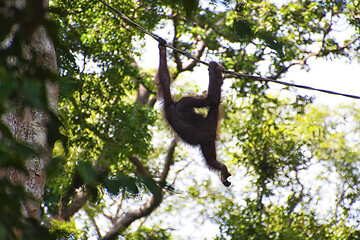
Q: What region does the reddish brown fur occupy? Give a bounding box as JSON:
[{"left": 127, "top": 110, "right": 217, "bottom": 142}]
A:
[{"left": 157, "top": 44, "right": 231, "bottom": 187}]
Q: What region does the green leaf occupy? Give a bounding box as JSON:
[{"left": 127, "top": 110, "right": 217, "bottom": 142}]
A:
[
  {"left": 103, "top": 174, "right": 139, "bottom": 195},
  {"left": 182, "top": 0, "right": 199, "bottom": 18},
  {"left": 0, "top": 122, "right": 12, "bottom": 139},
  {"left": 78, "top": 161, "right": 97, "bottom": 185},
  {"left": 141, "top": 176, "right": 162, "bottom": 203},
  {"left": 23, "top": 79, "right": 45, "bottom": 109},
  {"left": 47, "top": 156, "right": 66, "bottom": 178},
  {"left": 0, "top": 224, "right": 6, "bottom": 240},
  {"left": 123, "top": 175, "right": 139, "bottom": 195},
  {"left": 257, "top": 30, "right": 284, "bottom": 56},
  {"left": 234, "top": 19, "right": 254, "bottom": 41},
  {"left": 103, "top": 178, "right": 123, "bottom": 195}
]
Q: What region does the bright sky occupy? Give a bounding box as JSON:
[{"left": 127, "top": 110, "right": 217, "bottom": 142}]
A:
[
  {"left": 138, "top": 0, "right": 360, "bottom": 107},
  {"left": 281, "top": 58, "right": 360, "bottom": 106},
  {"left": 137, "top": 10, "right": 360, "bottom": 238},
  {"left": 78, "top": 1, "right": 360, "bottom": 239},
  {"left": 141, "top": 34, "right": 360, "bottom": 107}
]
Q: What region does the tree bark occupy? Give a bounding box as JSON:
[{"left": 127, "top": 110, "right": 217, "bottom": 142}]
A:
[{"left": 1, "top": 0, "right": 58, "bottom": 219}]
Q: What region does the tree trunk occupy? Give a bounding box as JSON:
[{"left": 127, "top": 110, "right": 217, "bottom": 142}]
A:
[{"left": 1, "top": 0, "right": 58, "bottom": 220}]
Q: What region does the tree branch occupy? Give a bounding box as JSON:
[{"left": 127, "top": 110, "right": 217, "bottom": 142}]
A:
[
  {"left": 59, "top": 157, "right": 110, "bottom": 221},
  {"left": 102, "top": 138, "right": 177, "bottom": 240},
  {"left": 60, "top": 189, "right": 88, "bottom": 221},
  {"left": 172, "top": 13, "right": 183, "bottom": 73},
  {"left": 270, "top": 35, "right": 360, "bottom": 80},
  {"left": 129, "top": 155, "right": 152, "bottom": 178},
  {"left": 90, "top": 214, "right": 102, "bottom": 238},
  {"left": 181, "top": 40, "right": 207, "bottom": 72}
]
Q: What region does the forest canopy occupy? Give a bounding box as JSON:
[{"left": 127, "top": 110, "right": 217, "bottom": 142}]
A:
[{"left": 1, "top": 0, "right": 360, "bottom": 239}]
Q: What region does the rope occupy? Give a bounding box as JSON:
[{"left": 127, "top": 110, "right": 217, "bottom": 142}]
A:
[
  {"left": 98, "top": 0, "right": 360, "bottom": 100},
  {"left": 225, "top": 72, "right": 360, "bottom": 99},
  {"left": 98, "top": 0, "right": 160, "bottom": 41}
]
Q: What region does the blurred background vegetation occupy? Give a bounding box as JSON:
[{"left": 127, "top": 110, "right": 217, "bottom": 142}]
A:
[{"left": 1, "top": 0, "right": 360, "bottom": 239}]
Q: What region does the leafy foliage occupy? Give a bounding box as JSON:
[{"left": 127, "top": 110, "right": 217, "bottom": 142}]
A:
[
  {"left": 215, "top": 198, "right": 360, "bottom": 240},
  {"left": 2, "top": 0, "right": 360, "bottom": 239},
  {"left": 124, "top": 226, "right": 172, "bottom": 240},
  {"left": 215, "top": 102, "right": 360, "bottom": 239}
]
